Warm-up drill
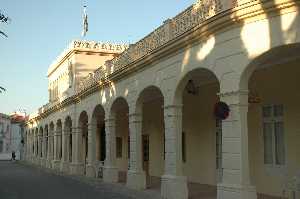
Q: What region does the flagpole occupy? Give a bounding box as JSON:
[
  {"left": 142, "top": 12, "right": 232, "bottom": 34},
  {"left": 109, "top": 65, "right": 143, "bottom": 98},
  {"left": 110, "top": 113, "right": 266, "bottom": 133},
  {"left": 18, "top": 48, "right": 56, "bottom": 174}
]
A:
[{"left": 82, "top": 1, "right": 88, "bottom": 37}]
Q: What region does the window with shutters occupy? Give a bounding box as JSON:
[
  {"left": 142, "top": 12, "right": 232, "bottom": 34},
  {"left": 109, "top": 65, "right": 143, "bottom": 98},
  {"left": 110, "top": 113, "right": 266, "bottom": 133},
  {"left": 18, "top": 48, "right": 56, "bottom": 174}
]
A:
[{"left": 262, "top": 104, "right": 286, "bottom": 167}]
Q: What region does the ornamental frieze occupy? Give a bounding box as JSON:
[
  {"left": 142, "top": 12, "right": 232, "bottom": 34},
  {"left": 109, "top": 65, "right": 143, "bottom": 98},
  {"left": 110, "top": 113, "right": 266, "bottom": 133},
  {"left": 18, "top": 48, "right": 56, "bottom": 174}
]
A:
[{"left": 73, "top": 40, "right": 129, "bottom": 53}]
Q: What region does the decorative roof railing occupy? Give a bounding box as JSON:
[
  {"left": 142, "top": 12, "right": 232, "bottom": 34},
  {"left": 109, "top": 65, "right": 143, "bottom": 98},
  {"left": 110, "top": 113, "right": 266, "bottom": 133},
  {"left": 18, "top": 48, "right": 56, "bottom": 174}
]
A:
[
  {"left": 76, "top": 0, "right": 223, "bottom": 94},
  {"left": 37, "top": 0, "right": 260, "bottom": 116}
]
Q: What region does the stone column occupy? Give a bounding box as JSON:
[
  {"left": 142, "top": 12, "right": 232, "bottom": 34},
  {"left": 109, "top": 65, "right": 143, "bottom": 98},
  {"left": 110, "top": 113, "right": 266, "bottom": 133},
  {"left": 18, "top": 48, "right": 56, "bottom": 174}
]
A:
[
  {"left": 103, "top": 117, "right": 118, "bottom": 183},
  {"left": 47, "top": 133, "right": 51, "bottom": 168},
  {"left": 60, "top": 128, "right": 70, "bottom": 173},
  {"left": 52, "top": 130, "right": 61, "bottom": 170},
  {"left": 38, "top": 133, "right": 42, "bottom": 165},
  {"left": 32, "top": 133, "right": 35, "bottom": 162},
  {"left": 28, "top": 133, "right": 31, "bottom": 161},
  {"left": 34, "top": 134, "right": 39, "bottom": 164},
  {"left": 217, "top": 90, "right": 257, "bottom": 199},
  {"left": 51, "top": 132, "right": 54, "bottom": 166},
  {"left": 70, "top": 127, "right": 85, "bottom": 175},
  {"left": 86, "top": 123, "right": 96, "bottom": 177},
  {"left": 31, "top": 133, "right": 34, "bottom": 162},
  {"left": 126, "top": 113, "right": 146, "bottom": 190},
  {"left": 161, "top": 105, "right": 188, "bottom": 199},
  {"left": 43, "top": 134, "right": 47, "bottom": 167},
  {"left": 25, "top": 132, "right": 29, "bottom": 161}
]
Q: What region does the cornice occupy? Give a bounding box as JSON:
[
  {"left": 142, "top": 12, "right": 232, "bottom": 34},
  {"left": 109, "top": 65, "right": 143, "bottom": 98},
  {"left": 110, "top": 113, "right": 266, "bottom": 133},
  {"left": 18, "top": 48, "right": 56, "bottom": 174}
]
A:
[
  {"left": 30, "top": 0, "right": 299, "bottom": 124},
  {"left": 47, "top": 40, "right": 128, "bottom": 77}
]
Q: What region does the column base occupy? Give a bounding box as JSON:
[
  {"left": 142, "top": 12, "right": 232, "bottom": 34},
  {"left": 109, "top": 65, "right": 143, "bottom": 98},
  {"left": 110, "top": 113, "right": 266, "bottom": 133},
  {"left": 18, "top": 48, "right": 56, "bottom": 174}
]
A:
[
  {"left": 126, "top": 170, "right": 146, "bottom": 190},
  {"left": 60, "top": 161, "right": 70, "bottom": 173},
  {"left": 217, "top": 183, "right": 257, "bottom": 199},
  {"left": 52, "top": 160, "right": 61, "bottom": 171},
  {"left": 103, "top": 166, "right": 118, "bottom": 183},
  {"left": 86, "top": 164, "right": 96, "bottom": 178},
  {"left": 41, "top": 158, "right": 46, "bottom": 167},
  {"left": 161, "top": 175, "right": 188, "bottom": 199},
  {"left": 69, "top": 162, "right": 84, "bottom": 175},
  {"left": 47, "top": 159, "right": 53, "bottom": 168},
  {"left": 36, "top": 158, "right": 41, "bottom": 166}
]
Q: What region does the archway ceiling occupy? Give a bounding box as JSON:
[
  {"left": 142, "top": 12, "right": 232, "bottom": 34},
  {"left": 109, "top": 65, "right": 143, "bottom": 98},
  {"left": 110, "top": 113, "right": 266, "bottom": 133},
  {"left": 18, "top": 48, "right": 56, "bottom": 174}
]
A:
[{"left": 255, "top": 44, "right": 300, "bottom": 70}]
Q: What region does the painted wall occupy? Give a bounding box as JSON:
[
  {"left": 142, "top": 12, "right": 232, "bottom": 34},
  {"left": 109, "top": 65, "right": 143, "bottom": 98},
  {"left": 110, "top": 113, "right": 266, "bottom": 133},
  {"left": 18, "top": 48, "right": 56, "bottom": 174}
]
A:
[
  {"left": 142, "top": 98, "right": 164, "bottom": 178},
  {"left": 116, "top": 109, "right": 129, "bottom": 171},
  {"left": 183, "top": 82, "right": 219, "bottom": 185}
]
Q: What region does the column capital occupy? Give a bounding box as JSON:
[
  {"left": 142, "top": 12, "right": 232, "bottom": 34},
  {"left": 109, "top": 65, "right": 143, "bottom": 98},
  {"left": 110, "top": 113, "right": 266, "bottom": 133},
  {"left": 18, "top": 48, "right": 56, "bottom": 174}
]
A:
[
  {"left": 164, "top": 104, "right": 183, "bottom": 118},
  {"left": 163, "top": 104, "right": 183, "bottom": 110},
  {"left": 217, "top": 90, "right": 249, "bottom": 97},
  {"left": 218, "top": 90, "right": 249, "bottom": 106},
  {"left": 70, "top": 127, "right": 83, "bottom": 135},
  {"left": 104, "top": 117, "right": 115, "bottom": 122},
  {"left": 128, "top": 113, "right": 142, "bottom": 123},
  {"left": 104, "top": 118, "right": 115, "bottom": 128},
  {"left": 54, "top": 131, "right": 62, "bottom": 136}
]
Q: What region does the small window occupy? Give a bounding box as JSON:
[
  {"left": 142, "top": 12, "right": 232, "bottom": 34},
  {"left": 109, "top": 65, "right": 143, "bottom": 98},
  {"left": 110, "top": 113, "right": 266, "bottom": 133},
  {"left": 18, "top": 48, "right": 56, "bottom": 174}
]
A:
[
  {"left": 262, "top": 104, "right": 285, "bottom": 166},
  {"left": 116, "top": 137, "right": 122, "bottom": 158}
]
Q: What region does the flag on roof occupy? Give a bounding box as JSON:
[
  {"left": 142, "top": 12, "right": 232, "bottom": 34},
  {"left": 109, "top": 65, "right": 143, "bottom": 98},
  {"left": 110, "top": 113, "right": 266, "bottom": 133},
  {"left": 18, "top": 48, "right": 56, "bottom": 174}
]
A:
[{"left": 82, "top": 5, "right": 88, "bottom": 37}]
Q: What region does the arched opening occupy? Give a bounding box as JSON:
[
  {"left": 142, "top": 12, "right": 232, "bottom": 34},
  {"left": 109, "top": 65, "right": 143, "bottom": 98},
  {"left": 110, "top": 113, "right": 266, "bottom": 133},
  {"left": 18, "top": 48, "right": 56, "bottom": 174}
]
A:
[
  {"left": 175, "top": 68, "right": 220, "bottom": 199},
  {"left": 242, "top": 44, "right": 300, "bottom": 199},
  {"left": 44, "top": 125, "right": 49, "bottom": 166},
  {"left": 56, "top": 120, "right": 62, "bottom": 161},
  {"left": 110, "top": 97, "right": 129, "bottom": 183},
  {"left": 49, "top": 122, "right": 55, "bottom": 167},
  {"left": 91, "top": 105, "right": 105, "bottom": 178},
  {"left": 39, "top": 127, "right": 43, "bottom": 159},
  {"left": 136, "top": 86, "right": 164, "bottom": 189},
  {"left": 78, "top": 111, "right": 88, "bottom": 174},
  {"left": 35, "top": 128, "right": 38, "bottom": 158}
]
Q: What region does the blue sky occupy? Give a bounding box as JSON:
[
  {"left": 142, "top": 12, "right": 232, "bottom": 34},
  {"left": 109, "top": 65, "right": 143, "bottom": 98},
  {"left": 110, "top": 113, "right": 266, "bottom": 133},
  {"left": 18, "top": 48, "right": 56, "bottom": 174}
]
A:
[{"left": 0, "top": 0, "right": 195, "bottom": 115}]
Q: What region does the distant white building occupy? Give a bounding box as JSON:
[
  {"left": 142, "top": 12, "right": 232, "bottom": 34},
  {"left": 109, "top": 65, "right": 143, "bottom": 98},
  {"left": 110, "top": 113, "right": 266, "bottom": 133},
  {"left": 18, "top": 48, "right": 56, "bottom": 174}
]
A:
[
  {"left": 0, "top": 113, "right": 12, "bottom": 160},
  {"left": 0, "top": 112, "right": 26, "bottom": 160}
]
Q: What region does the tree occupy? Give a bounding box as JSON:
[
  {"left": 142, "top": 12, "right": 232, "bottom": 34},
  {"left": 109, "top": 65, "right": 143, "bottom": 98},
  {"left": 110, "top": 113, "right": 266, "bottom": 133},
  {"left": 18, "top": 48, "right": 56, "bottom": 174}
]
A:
[
  {"left": 0, "top": 11, "right": 10, "bottom": 37},
  {"left": 0, "top": 86, "right": 6, "bottom": 93}
]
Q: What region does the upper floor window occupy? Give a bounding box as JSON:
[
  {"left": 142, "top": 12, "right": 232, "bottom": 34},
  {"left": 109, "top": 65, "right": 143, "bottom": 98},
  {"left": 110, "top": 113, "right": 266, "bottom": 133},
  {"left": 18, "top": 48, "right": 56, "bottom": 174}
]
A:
[{"left": 262, "top": 104, "right": 285, "bottom": 166}]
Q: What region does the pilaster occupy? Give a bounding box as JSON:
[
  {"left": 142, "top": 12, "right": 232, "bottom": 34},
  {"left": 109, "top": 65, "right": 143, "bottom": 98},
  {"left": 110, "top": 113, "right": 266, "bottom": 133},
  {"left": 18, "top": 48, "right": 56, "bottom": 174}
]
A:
[
  {"left": 161, "top": 105, "right": 188, "bottom": 199},
  {"left": 60, "top": 128, "right": 70, "bottom": 173},
  {"left": 126, "top": 112, "right": 146, "bottom": 190},
  {"left": 86, "top": 123, "right": 96, "bottom": 177},
  {"left": 217, "top": 90, "right": 257, "bottom": 199},
  {"left": 47, "top": 133, "right": 51, "bottom": 168},
  {"left": 103, "top": 117, "right": 118, "bottom": 183},
  {"left": 69, "top": 127, "right": 84, "bottom": 175},
  {"left": 52, "top": 130, "right": 61, "bottom": 170}
]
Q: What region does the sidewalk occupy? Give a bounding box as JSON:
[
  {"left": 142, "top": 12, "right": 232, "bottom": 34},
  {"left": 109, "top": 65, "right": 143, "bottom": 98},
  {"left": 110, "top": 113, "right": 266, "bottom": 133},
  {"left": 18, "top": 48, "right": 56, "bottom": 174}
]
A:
[{"left": 19, "top": 161, "right": 162, "bottom": 199}]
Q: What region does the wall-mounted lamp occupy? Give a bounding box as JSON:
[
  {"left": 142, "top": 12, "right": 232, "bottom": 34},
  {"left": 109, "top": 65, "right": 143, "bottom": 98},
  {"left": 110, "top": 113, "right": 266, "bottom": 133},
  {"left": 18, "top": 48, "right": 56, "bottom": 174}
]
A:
[{"left": 186, "top": 80, "right": 198, "bottom": 95}]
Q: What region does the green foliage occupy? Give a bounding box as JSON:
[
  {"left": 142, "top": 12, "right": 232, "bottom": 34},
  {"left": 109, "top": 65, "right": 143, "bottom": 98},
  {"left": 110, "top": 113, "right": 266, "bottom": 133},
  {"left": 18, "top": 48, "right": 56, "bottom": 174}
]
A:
[{"left": 0, "top": 11, "right": 10, "bottom": 38}]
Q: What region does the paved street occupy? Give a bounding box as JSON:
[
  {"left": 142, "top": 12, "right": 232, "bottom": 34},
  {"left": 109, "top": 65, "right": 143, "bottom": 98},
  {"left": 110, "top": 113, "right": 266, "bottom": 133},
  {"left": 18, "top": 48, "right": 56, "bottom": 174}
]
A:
[{"left": 0, "top": 161, "right": 161, "bottom": 199}]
